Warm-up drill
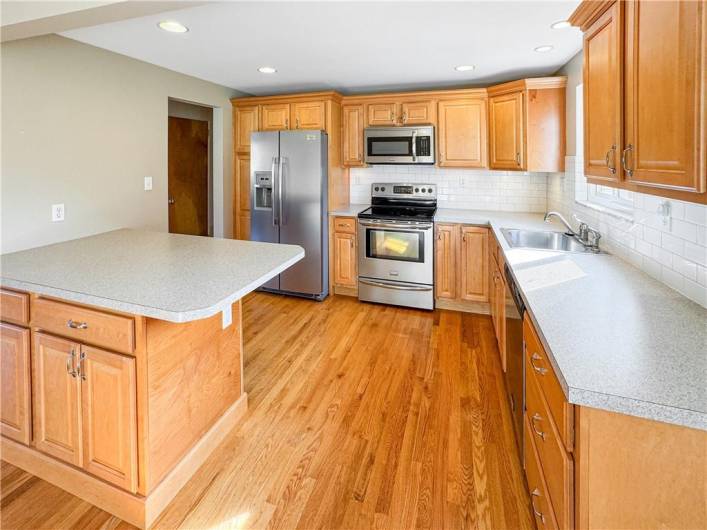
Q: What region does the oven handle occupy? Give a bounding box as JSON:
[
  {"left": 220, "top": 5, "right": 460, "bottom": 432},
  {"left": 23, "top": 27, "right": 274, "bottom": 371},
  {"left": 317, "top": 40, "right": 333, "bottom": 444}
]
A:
[
  {"left": 358, "top": 220, "right": 433, "bottom": 230},
  {"left": 359, "top": 278, "right": 433, "bottom": 292}
]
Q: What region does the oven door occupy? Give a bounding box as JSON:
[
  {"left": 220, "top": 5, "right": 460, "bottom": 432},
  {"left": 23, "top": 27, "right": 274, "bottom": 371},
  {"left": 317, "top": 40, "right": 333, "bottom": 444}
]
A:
[
  {"left": 364, "top": 127, "right": 435, "bottom": 164},
  {"left": 358, "top": 219, "right": 433, "bottom": 285}
]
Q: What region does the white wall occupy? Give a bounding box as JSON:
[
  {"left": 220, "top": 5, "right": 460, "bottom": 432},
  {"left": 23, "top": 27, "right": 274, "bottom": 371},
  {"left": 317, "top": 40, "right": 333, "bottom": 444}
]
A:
[
  {"left": 350, "top": 167, "right": 547, "bottom": 212},
  {"left": 554, "top": 50, "right": 582, "bottom": 157},
  {"left": 1, "top": 34, "right": 244, "bottom": 253}
]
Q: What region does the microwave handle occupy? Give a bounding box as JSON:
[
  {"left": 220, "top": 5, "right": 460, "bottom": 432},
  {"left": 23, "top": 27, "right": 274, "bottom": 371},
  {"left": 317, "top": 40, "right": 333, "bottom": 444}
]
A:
[{"left": 411, "top": 130, "right": 417, "bottom": 162}]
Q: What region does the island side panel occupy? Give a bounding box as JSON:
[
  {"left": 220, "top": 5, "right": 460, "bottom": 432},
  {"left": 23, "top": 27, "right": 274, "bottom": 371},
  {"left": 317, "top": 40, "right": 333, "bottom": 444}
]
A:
[{"left": 144, "top": 301, "right": 243, "bottom": 491}]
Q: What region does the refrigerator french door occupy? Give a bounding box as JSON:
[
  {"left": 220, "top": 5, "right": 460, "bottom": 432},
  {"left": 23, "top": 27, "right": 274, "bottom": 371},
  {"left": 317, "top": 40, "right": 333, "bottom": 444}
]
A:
[{"left": 250, "top": 130, "right": 329, "bottom": 300}]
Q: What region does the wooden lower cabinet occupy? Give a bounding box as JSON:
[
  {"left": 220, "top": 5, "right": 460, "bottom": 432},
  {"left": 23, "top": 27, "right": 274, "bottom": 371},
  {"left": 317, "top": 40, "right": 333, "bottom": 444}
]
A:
[
  {"left": 332, "top": 216, "right": 357, "bottom": 293},
  {"left": 435, "top": 224, "right": 458, "bottom": 300},
  {"left": 1, "top": 323, "right": 31, "bottom": 444},
  {"left": 460, "top": 226, "right": 488, "bottom": 302},
  {"left": 436, "top": 224, "right": 490, "bottom": 309}
]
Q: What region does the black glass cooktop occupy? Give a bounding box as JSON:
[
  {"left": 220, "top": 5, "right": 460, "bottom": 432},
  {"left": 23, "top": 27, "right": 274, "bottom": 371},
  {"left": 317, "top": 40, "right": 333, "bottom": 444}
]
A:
[{"left": 358, "top": 205, "right": 436, "bottom": 221}]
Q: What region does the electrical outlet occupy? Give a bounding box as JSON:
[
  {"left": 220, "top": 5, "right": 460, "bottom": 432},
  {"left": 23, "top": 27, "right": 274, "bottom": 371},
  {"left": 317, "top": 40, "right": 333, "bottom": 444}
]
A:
[
  {"left": 51, "top": 203, "right": 65, "bottom": 222},
  {"left": 144, "top": 176, "right": 153, "bottom": 191}
]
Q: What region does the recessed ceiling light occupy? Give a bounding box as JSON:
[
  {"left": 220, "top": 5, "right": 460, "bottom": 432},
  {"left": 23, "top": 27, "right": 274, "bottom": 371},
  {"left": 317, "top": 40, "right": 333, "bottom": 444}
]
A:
[
  {"left": 551, "top": 20, "right": 571, "bottom": 29},
  {"left": 258, "top": 66, "right": 277, "bottom": 74},
  {"left": 534, "top": 45, "right": 554, "bottom": 53},
  {"left": 158, "top": 21, "right": 188, "bottom": 33},
  {"left": 454, "top": 65, "right": 476, "bottom": 72}
]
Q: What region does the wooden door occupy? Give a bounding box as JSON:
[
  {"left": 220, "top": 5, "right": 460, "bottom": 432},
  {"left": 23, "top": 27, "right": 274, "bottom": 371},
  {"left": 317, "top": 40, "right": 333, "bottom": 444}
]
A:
[
  {"left": 460, "top": 227, "right": 489, "bottom": 302},
  {"left": 401, "top": 100, "right": 433, "bottom": 125},
  {"left": 1, "top": 323, "right": 31, "bottom": 444},
  {"left": 367, "top": 102, "right": 398, "bottom": 126},
  {"left": 168, "top": 116, "right": 209, "bottom": 236},
  {"left": 80, "top": 345, "right": 138, "bottom": 492},
  {"left": 342, "top": 105, "right": 365, "bottom": 166},
  {"left": 235, "top": 105, "right": 259, "bottom": 152},
  {"left": 292, "top": 101, "right": 326, "bottom": 130},
  {"left": 489, "top": 92, "right": 524, "bottom": 170},
  {"left": 435, "top": 224, "right": 458, "bottom": 299},
  {"left": 583, "top": 2, "right": 623, "bottom": 183},
  {"left": 623, "top": 0, "right": 705, "bottom": 195},
  {"left": 260, "top": 104, "right": 290, "bottom": 131},
  {"left": 334, "top": 232, "right": 357, "bottom": 287},
  {"left": 438, "top": 99, "right": 488, "bottom": 167},
  {"left": 33, "top": 332, "right": 82, "bottom": 466}
]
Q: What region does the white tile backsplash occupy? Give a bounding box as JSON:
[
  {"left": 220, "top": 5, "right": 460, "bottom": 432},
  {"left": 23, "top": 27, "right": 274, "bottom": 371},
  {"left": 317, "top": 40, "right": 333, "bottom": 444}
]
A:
[
  {"left": 547, "top": 156, "right": 707, "bottom": 308},
  {"left": 349, "top": 166, "right": 548, "bottom": 212}
]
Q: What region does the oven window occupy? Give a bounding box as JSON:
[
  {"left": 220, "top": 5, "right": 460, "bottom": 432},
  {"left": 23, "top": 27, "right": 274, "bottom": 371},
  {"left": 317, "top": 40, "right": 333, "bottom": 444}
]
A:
[
  {"left": 367, "top": 137, "right": 412, "bottom": 156},
  {"left": 366, "top": 228, "right": 424, "bottom": 263}
]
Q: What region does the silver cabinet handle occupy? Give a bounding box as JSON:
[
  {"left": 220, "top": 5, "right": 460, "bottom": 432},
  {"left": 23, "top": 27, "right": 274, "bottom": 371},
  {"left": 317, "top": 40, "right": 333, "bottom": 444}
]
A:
[
  {"left": 531, "top": 412, "right": 546, "bottom": 439},
  {"left": 402, "top": 111, "right": 407, "bottom": 124},
  {"left": 530, "top": 352, "right": 547, "bottom": 375},
  {"left": 605, "top": 144, "right": 617, "bottom": 174},
  {"left": 67, "top": 319, "right": 88, "bottom": 330},
  {"left": 77, "top": 351, "right": 86, "bottom": 381},
  {"left": 295, "top": 117, "right": 299, "bottom": 129},
  {"left": 621, "top": 144, "right": 634, "bottom": 177},
  {"left": 66, "top": 349, "right": 77, "bottom": 378},
  {"left": 531, "top": 488, "right": 546, "bottom": 524},
  {"left": 515, "top": 152, "right": 521, "bottom": 165}
]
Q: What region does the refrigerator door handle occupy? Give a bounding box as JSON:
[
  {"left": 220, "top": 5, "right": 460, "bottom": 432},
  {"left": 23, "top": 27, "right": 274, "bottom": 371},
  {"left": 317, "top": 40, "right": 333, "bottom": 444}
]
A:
[
  {"left": 271, "top": 156, "right": 278, "bottom": 226},
  {"left": 278, "top": 156, "right": 285, "bottom": 226}
]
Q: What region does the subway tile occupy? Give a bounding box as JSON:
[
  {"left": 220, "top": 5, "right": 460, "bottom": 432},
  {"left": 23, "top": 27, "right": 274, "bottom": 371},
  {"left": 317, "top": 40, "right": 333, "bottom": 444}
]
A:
[
  {"left": 673, "top": 257, "right": 698, "bottom": 282},
  {"left": 671, "top": 219, "right": 698, "bottom": 243},
  {"left": 661, "top": 232, "right": 684, "bottom": 255},
  {"left": 684, "top": 241, "right": 707, "bottom": 266},
  {"left": 680, "top": 278, "right": 707, "bottom": 307}
]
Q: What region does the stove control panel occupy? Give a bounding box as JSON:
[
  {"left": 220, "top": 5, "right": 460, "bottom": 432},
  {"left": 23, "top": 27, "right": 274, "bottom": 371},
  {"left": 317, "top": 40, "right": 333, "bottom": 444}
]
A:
[{"left": 371, "top": 183, "right": 436, "bottom": 199}]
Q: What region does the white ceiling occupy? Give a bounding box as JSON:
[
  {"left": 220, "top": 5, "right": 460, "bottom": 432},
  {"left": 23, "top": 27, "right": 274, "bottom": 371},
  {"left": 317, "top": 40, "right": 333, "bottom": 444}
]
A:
[{"left": 62, "top": 1, "right": 583, "bottom": 96}]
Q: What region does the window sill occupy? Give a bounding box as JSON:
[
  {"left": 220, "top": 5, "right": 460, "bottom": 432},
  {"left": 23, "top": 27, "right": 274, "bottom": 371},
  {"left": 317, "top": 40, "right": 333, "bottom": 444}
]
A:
[{"left": 574, "top": 200, "right": 635, "bottom": 222}]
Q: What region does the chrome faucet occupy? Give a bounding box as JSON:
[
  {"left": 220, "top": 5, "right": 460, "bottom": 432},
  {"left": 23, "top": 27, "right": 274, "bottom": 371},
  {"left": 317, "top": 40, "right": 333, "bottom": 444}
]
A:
[
  {"left": 543, "top": 211, "right": 576, "bottom": 235},
  {"left": 543, "top": 211, "right": 602, "bottom": 252}
]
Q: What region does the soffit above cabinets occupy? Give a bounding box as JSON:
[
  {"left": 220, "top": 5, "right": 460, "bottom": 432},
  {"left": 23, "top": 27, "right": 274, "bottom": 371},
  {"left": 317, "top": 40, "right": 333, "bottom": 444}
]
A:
[{"left": 61, "top": 1, "right": 582, "bottom": 95}]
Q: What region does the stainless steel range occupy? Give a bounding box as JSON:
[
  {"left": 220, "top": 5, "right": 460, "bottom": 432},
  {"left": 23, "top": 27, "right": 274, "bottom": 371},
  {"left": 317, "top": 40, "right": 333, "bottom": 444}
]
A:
[{"left": 357, "top": 183, "right": 436, "bottom": 310}]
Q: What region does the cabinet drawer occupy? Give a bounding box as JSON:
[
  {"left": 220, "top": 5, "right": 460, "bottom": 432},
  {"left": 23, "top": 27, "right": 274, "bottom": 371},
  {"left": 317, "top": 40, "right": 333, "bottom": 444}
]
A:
[
  {"left": 333, "top": 216, "right": 357, "bottom": 234},
  {"left": 524, "top": 413, "right": 559, "bottom": 530},
  {"left": 1, "top": 288, "right": 29, "bottom": 326},
  {"left": 32, "top": 298, "right": 135, "bottom": 355},
  {"left": 525, "top": 353, "right": 573, "bottom": 530},
  {"left": 524, "top": 315, "right": 573, "bottom": 451}
]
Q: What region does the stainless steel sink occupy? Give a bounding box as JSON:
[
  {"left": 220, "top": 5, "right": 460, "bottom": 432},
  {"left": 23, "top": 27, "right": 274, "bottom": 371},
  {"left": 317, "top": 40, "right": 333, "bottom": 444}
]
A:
[{"left": 501, "top": 228, "right": 595, "bottom": 252}]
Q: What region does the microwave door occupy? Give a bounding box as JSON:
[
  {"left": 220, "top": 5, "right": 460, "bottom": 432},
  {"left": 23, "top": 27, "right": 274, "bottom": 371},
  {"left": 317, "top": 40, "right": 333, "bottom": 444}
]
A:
[{"left": 366, "top": 136, "right": 414, "bottom": 164}]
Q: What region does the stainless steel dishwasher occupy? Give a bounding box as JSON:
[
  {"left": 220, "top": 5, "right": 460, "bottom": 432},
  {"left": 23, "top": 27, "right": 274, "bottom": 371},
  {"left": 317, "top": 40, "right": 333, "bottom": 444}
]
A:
[{"left": 504, "top": 262, "right": 525, "bottom": 455}]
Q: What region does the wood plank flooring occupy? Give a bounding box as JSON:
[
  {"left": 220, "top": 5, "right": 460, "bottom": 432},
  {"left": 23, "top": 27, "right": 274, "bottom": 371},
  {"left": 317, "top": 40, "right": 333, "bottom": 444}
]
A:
[{"left": 1, "top": 293, "right": 533, "bottom": 530}]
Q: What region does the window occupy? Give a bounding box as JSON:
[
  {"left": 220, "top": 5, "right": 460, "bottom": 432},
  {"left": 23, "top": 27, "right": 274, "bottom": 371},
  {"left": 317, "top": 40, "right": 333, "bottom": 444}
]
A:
[{"left": 574, "top": 84, "right": 634, "bottom": 214}]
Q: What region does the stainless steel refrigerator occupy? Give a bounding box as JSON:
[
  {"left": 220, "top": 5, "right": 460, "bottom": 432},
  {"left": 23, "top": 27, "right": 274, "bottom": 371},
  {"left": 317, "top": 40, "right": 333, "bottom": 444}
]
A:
[{"left": 250, "top": 130, "right": 329, "bottom": 300}]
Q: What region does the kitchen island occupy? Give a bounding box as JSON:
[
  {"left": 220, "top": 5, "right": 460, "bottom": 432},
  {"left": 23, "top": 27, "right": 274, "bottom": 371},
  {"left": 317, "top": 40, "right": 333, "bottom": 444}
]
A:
[{"left": 0, "top": 229, "right": 304, "bottom": 528}]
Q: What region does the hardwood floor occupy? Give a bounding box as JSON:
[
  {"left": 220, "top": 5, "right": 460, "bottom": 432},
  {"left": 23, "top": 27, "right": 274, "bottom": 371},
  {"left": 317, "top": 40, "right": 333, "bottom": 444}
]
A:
[{"left": 1, "top": 294, "right": 533, "bottom": 530}]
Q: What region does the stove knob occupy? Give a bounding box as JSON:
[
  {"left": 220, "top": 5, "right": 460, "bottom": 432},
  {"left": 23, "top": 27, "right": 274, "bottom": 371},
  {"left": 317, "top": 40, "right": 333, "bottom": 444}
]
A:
[
  {"left": 374, "top": 186, "right": 379, "bottom": 191},
  {"left": 428, "top": 187, "right": 433, "bottom": 193},
  {"left": 415, "top": 187, "right": 419, "bottom": 192},
  {"left": 381, "top": 186, "right": 386, "bottom": 192}
]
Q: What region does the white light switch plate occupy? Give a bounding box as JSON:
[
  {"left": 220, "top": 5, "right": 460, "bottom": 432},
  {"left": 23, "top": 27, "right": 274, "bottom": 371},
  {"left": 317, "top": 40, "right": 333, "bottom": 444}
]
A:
[
  {"left": 144, "top": 176, "right": 153, "bottom": 191},
  {"left": 51, "top": 203, "right": 65, "bottom": 222}
]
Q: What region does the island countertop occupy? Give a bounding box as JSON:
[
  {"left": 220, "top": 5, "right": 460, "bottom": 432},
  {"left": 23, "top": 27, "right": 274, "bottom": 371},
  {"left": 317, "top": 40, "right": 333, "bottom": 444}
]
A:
[{"left": 0, "top": 229, "right": 304, "bottom": 323}]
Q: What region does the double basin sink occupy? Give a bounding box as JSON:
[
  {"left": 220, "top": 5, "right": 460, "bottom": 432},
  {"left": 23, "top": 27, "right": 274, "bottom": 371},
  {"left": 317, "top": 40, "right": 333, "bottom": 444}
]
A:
[{"left": 501, "top": 228, "right": 599, "bottom": 253}]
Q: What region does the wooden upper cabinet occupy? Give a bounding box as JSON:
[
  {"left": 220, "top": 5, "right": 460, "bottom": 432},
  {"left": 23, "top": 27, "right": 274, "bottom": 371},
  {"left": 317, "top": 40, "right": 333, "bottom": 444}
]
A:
[
  {"left": 1, "top": 323, "right": 31, "bottom": 445},
  {"left": 237, "top": 154, "right": 251, "bottom": 213},
  {"left": 260, "top": 103, "right": 291, "bottom": 131},
  {"left": 237, "top": 213, "right": 251, "bottom": 241},
  {"left": 489, "top": 91, "right": 524, "bottom": 170},
  {"left": 33, "top": 332, "right": 82, "bottom": 467},
  {"left": 400, "top": 100, "right": 434, "bottom": 125},
  {"left": 435, "top": 224, "right": 458, "bottom": 299},
  {"left": 80, "top": 345, "right": 138, "bottom": 492},
  {"left": 342, "top": 104, "right": 364, "bottom": 166},
  {"left": 460, "top": 227, "right": 489, "bottom": 302},
  {"left": 623, "top": 0, "right": 705, "bottom": 195},
  {"left": 583, "top": 2, "right": 623, "bottom": 183},
  {"left": 235, "top": 105, "right": 259, "bottom": 153},
  {"left": 367, "top": 102, "right": 398, "bottom": 126},
  {"left": 292, "top": 100, "right": 326, "bottom": 130},
  {"left": 438, "top": 98, "right": 488, "bottom": 168}
]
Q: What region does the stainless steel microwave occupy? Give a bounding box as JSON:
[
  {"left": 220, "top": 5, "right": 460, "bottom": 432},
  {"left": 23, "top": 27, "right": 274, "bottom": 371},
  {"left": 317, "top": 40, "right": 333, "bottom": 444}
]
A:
[{"left": 364, "top": 126, "right": 435, "bottom": 165}]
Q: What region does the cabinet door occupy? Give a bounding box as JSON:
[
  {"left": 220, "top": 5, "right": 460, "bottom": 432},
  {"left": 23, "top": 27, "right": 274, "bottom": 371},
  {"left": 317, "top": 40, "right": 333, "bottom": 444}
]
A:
[
  {"left": 1, "top": 323, "right": 31, "bottom": 445},
  {"left": 237, "top": 212, "right": 251, "bottom": 240},
  {"left": 292, "top": 101, "right": 326, "bottom": 130},
  {"left": 583, "top": 2, "right": 623, "bottom": 182},
  {"left": 80, "top": 345, "right": 137, "bottom": 492},
  {"left": 235, "top": 105, "right": 259, "bottom": 153},
  {"left": 401, "top": 100, "right": 434, "bottom": 125},
  {"left": 438, "top": 99, "right": 488, "bottom": 168},
  {"left": 367, "top": 102, "right": 398, "bottom": 126},
  {"left": 624, "top": 0, "right": 705, "bottom": 194},
  {"left": 237, "top": 154, "right": 251, "bottom": 213},
  {"left": 334, "top": 232, "right": 357, "bottom": 287},
  {"left": 261, "top": 104, "right": 290, "bottom": 131},
  {"left": 495, "top": 265, "right": 506, "bottom": 370},
  {"left": 489, "top": 92, "right": 524, "bottom": 170},
  {"left": 460, "top": 227, "right": 489, "bottom": 302},
  {"left": 435, "top": 224, "right": 459, "bottom": 299},
  {"left": 33, "top": 332, "right": 82, "bottom": 466},
  {"left": 342, "top": 105, "right": 365, "bottom": 166}
]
